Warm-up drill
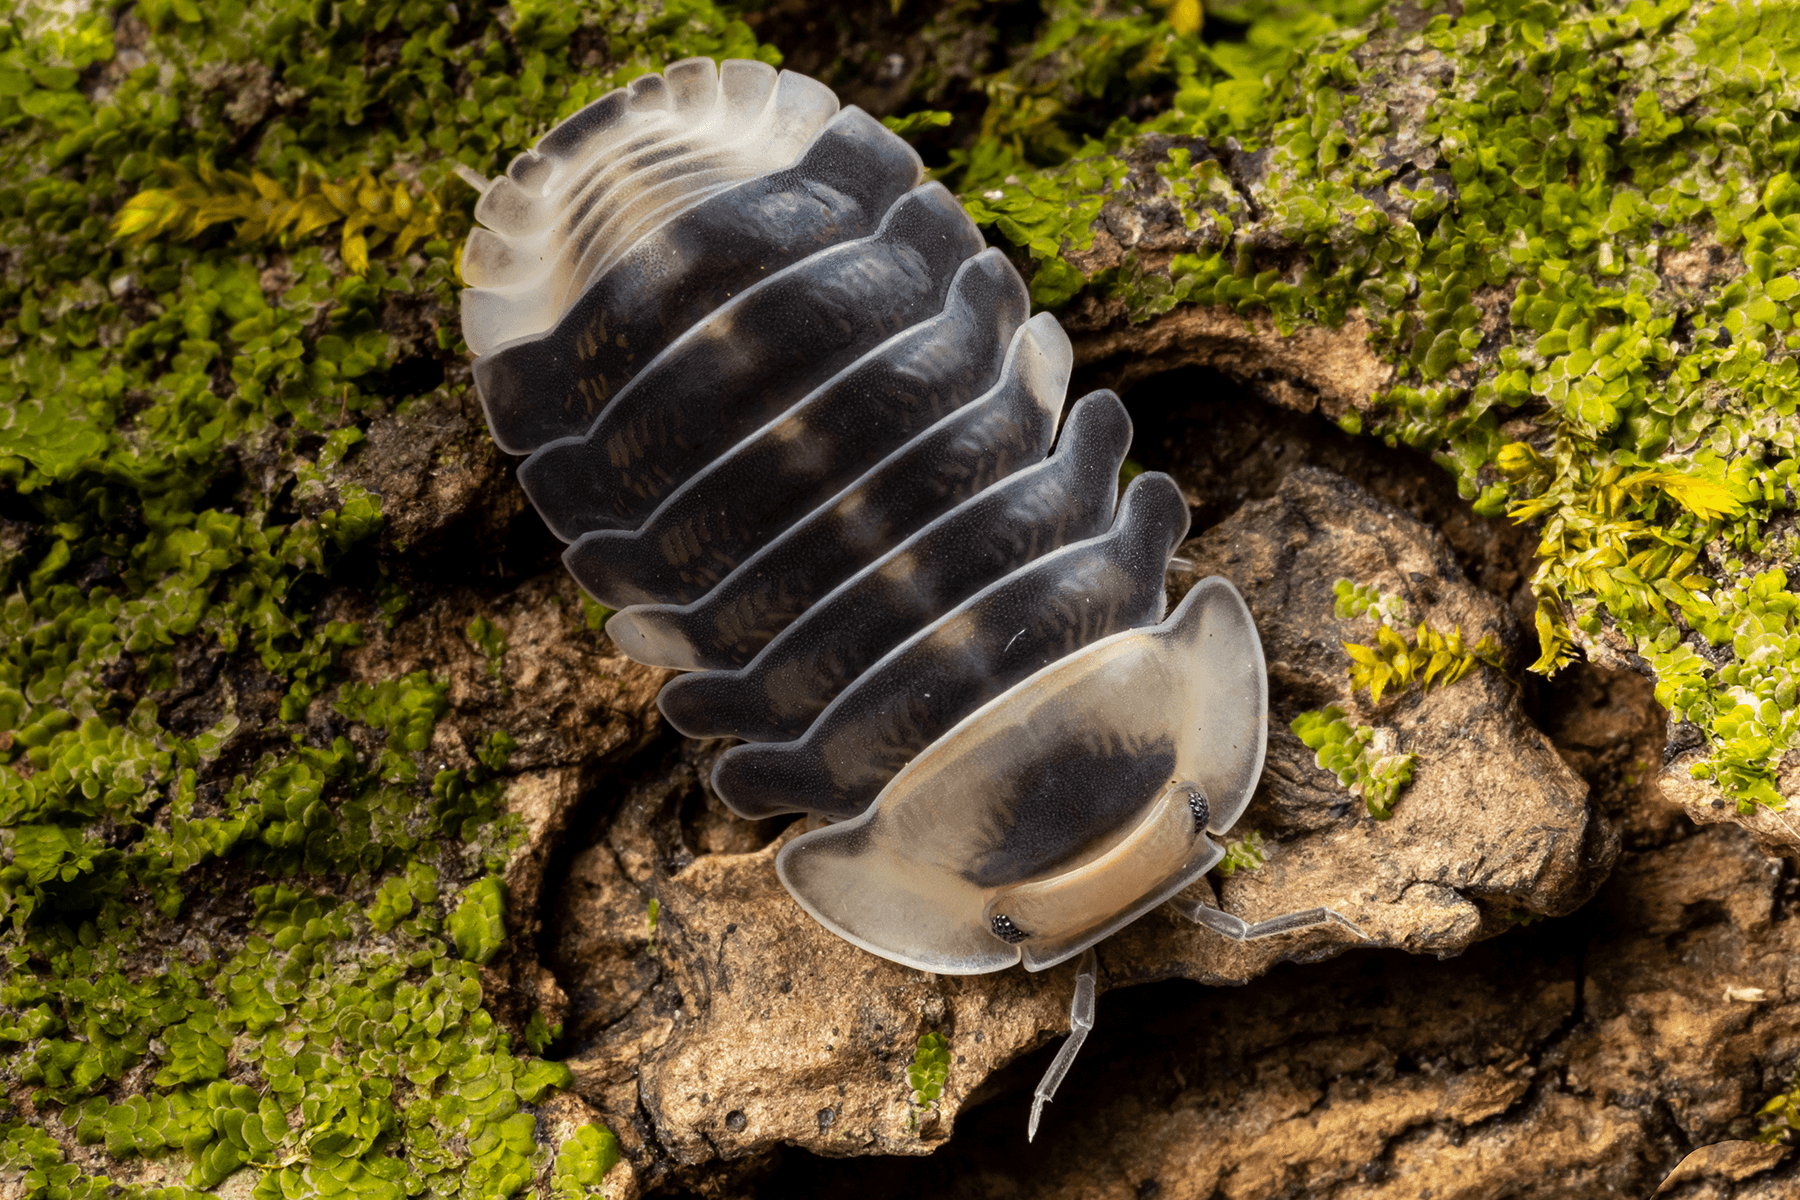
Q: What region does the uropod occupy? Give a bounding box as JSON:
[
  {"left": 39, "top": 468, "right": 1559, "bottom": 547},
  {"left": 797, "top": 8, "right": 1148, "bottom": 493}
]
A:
[{"left": 457, "top": 57, "right": 1361, "bottom": 1139}]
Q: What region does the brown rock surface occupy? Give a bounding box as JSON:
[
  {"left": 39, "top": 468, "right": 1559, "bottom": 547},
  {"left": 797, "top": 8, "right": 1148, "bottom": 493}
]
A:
[
  {"left": 532, "top": 465, "right": 1616, "bottom": 1193},
  {"left": 546, "top": 741, "right": 1080, "bottom": 1186},
  {"left": 1187, "top": 468, "right": 1606, "bottom": 926},
  {"left": 751, "top": 765, "right": 1800, "bottom": 1199},
  {"left": 1654, "top": 1143, "right": 1793, "bottom": 1199},
  {"left": 1067, "top": 304, "right": 1393, "bottom": 421},
  {"left": 345, "top": 370, "right": 523, "bottom": 562},
  {"left": 339, "top": 570, "right": 668, "bottom": 780},
  {"left": 1659, "top": 748, "right": 1800, "bottom": 860},
  {"left": 359, "top": 378, "right": 1792, "bottom": 1198}
]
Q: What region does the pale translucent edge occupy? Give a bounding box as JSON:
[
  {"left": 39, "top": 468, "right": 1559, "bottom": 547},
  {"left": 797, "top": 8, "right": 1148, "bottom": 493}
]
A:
[
  {"left": 774, "top": 577, "right": 1269, "bottom": 976},
  {"left": 460, "top": 76, "right": 829, "bottom": 354},
  {"left": 466, "top": 68, "right": 819, "bottom": 299},
  {"left": 482, "top": 57, "right": 729, "bottom": 224},
  {"left": 461, "top": 62, "right": 826, "bottom": 289},
  {"left": 515, "top": 179, "right": 974, "bottom": 544},
  {"left": 530, "top": 56, "right": 731, "bottom": 200},
  {"left": 550, "top": 72, "right": 840, "bottom": 305}
]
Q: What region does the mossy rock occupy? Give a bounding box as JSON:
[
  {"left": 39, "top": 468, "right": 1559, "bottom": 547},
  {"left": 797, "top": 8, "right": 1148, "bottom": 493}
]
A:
[{"left": 2, "top": 0, "right": 1799, "bottom": 1196}]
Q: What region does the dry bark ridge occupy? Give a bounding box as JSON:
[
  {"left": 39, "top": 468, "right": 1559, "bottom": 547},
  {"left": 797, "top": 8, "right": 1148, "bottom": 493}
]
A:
[
  {"left": 766, "top": 817, "right": 1800, "bottom": 1199},
  {"left": 1058, "top": 133, "right": 1399, "bottom": 425}
]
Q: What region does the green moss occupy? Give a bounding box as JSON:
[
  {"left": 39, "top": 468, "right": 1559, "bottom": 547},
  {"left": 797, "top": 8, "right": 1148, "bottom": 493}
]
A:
[
  {"left": 0, "top": 0, "right": 766, "bottom": 1189},
  {"left": 952, "top": 0, "right": 1383, "bottom": 307},
  {"left": 465, "top": 616, "right": 507, "bottom": 682},
  {"left": 1292, "top": 705, "right": 1416, "bottom": 819},
  {"left": 882, "top": 110, "right": 953, "bottom": 138},
  {"left": 430, "top": 731, "right": 517, "bottom": 851},
  {"left": 330, "top": 669, "right": 445, "bottom": 739},
  {"left": 367, "top": 861, "right": 441, "bottom": 935},
  {"left": 1213, "top": 829, "right": 1267, "bottom": 876},
  {"left": 1333, "top": 577, "right": 1410, "bottom": 625},
  {"left": 579, "top": 596, "right": 613, "bottom": 633},
  {"left": 1755, "top": 1058, "right": 1800, "bottom": 1144},
  {"left": 1333, "top": 575, "right": 1508, "bottom": 703},
  {"left": 1343, "top": 620, "right": 1504, "bottom": 703},
  {"left": 1, "top": 880, "right": 572, "bottom": 1197},
  {"left": 1285, "top": 573, "right": 1496, "bottom": 816},
  {"left": 548, "top": 1123, "right": 621, "bottom": 1199},
  {"left": 906, "top": 1032, "right": 950, "bottom": 1131},
  {"left": 114, "top": 160, "right": 469, "bottom": 277},
  {"left": 971, "top": 0, "right": 1800, "bottom": 815},
  {"left": 450, "top": 877, "right": 507, "bottom": 966}
]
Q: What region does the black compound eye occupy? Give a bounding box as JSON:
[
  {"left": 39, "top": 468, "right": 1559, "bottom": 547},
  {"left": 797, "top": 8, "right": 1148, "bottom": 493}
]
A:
[
  {"left": 1187, "top": 787, "right": 1209, "bottom": 833},
  {"left": 990, "top": 914, "right": 1029, "bottom": 944}
]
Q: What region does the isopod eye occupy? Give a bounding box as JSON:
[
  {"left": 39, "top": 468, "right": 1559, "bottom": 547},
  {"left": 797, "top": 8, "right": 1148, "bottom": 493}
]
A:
[
  {"left": 1187, "top": 787, "right": 1209, "bottom": 833},
  {"left": 976, "top": 778, "right": 1212, "bottom": 952},
  {"left": 990, "top": 915, "right": 1029, "bottom": 944}
]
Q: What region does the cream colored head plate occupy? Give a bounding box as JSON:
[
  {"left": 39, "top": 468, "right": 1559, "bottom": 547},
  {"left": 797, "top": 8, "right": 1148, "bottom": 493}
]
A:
[{"left": 776, "top": 576, "right": 1267, "bottom": 974}]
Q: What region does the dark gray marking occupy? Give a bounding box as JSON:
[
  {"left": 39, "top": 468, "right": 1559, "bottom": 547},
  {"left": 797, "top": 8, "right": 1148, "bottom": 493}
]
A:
[
  {"left": 474, "top": 109, "right": 921, "bottom": 454},
  {"left": 710, "top": 471, "right": 1193, "bottom": 820},
  {"left": 517, "top": 182, "right": 986, "bottom": 538}
]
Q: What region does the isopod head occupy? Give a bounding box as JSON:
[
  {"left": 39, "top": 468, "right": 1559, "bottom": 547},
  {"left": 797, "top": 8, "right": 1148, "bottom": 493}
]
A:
[{"left": 776, "top": 575, "right": 1267, "bottom": 974}]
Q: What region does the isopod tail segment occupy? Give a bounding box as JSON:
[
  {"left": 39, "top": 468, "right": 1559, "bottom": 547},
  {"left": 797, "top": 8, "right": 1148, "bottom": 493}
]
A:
[{"left": 777, "top": 577, "right": 1275, "bottom": 974}]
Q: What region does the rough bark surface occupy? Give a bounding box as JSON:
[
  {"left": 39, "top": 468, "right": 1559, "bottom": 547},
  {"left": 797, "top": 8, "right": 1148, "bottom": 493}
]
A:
[
  {"left": 1068, "top": 305, "right": 1394, "bottom": 422},
  {"left": 504, "top": 443, "right": 1634, "bottom": 1196},
  {"left": 423, "top": 358, "right": 1791, "bottom": 1196}
]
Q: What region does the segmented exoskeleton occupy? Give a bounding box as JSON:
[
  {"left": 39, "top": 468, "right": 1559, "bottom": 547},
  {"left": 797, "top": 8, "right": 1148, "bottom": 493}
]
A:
[{"left": 460, "top": 57, "right": 1358, "bottom": 1139}]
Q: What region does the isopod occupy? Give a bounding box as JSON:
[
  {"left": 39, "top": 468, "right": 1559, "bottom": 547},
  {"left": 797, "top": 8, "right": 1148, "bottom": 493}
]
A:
[{"left": 458, "top": 57, "right": 1359, "bottom": 1139}]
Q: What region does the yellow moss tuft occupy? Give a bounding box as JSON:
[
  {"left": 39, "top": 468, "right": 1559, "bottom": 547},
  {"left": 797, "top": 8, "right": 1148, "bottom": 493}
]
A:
[{"left": 111, "top": 160, "right": 468, "bottom": 277}]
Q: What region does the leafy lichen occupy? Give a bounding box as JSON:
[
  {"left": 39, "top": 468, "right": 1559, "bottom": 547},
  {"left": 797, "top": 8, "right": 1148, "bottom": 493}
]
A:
[
  {"left": 1213, "top": 829, "right": 1267, "bottom": 875},
  {"left": 1755, "top": 1058, "right": 1800, "bottom": 1144},
  {"left": 1332, "top": 576, "right": 1411, "bottom": 625},
  {"left": 548, "top": 1123, "right": 621, "bottom": 1199},
  {"left": 1292, "top": 705, "right": 1416, "bottom": 819},
  {"left": 1343, "top": 619, "right": 1504, "bottom": 703},
  {"left": 905, "top": 1032, "right": 950, "bottom": 1131},
  {"left": 465, "top": 616, "right": 507, "bottom": 682}
]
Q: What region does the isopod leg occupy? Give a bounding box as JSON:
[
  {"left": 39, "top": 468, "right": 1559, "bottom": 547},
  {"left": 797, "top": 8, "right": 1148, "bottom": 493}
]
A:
[
  {"left": 1166, "top": 896, "right": 1369, "bottom": 942},
  {"left": 1027, "top": 947, "right": 1097, "bottom": 1143}
]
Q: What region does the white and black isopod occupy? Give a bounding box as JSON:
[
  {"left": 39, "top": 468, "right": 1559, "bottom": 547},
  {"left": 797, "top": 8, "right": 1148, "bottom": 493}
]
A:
[{"left": 457, "top": 57, "right": 1361, "bottom": 1139}]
